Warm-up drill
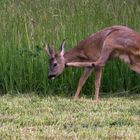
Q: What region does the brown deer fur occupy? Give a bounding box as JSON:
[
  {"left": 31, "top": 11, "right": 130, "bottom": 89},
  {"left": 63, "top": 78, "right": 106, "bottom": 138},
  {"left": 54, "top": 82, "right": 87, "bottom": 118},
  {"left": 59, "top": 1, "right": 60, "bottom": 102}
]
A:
[{"left": 45, "top": 25, "right": 140, "bottom": 102}]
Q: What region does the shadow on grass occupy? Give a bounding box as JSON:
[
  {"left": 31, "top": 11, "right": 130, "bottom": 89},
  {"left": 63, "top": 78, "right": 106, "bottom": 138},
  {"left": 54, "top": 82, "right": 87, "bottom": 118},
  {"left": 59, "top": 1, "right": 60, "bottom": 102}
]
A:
[
  {"left": 35, "top": 89, "right": 140, "bottom": 102},
  {"left": 0, "top": 87, "right": 140, "bottom": 102},
  {"left": 100, "top": 90, "right": 140, "bottom": 100}
]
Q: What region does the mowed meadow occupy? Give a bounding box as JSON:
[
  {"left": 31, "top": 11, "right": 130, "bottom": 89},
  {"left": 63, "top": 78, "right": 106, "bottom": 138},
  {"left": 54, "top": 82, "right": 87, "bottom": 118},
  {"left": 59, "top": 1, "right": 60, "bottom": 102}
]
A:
[{"left": 0, "top": 0, "right": 140, "bottom": 139}]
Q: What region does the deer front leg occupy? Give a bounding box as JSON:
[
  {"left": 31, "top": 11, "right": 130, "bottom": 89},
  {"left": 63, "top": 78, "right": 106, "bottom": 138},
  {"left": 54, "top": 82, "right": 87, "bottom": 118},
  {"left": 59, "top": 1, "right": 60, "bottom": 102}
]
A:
[
  {"left": 74, "top": 67, "right": 93, "bottom": 101},
  {"left": 94, "top": 67, "right": 103, "bottom": 103},
  {"left": 92, "top": 46, "right": 113, "bottom": 103}
]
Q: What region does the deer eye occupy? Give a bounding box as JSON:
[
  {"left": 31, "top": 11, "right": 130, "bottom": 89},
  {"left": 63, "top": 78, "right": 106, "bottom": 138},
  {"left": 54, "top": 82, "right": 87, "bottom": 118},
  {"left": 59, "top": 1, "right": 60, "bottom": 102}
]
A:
[{"left": 53, "top": 63, "right": 57, "bottom": 67}]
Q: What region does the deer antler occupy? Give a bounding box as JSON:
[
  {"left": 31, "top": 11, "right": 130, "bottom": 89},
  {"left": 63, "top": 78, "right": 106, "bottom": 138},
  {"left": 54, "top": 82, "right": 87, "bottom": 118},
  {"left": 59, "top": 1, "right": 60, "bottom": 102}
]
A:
[{"left": 44, "top": 43, "right": 55, "bottom": 57}]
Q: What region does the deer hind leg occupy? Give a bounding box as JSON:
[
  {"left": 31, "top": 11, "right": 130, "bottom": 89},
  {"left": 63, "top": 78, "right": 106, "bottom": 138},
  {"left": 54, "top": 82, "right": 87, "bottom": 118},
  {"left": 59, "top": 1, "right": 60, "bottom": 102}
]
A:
[
  {"left": 94, "top": 67, "right": 103, "bottom": 103},
  {"left": 128, "top": 55, "right": 140, "bottom": 74},
  {"left": 74, "top": 67, "right": 93, "bottom": 101},
  {"left": 92, "top": 45, "right": 113, "bottom": 68},
  {"left": 129, "top": 63, "right": 140, "bottom": 74}
]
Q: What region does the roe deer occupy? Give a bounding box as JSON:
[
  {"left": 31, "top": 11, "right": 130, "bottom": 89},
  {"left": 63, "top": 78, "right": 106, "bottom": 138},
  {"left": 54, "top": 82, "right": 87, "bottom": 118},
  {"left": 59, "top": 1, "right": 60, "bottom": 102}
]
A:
[{"left": 45, "top": 25, "right": 140, "bottom": 102}]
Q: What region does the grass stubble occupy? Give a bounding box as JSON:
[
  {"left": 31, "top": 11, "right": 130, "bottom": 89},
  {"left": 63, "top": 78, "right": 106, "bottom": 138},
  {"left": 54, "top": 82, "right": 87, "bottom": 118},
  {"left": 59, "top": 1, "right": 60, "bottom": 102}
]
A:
[{"left": 0, "top": 93, "right": 140, "bottom": 140}]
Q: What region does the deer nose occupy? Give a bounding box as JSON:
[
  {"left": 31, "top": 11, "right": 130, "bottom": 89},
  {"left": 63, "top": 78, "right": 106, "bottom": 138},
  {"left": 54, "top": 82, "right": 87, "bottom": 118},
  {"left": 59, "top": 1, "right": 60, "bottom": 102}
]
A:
[{"left": 48, "top": 74, "right": 55, "bottom": 80}]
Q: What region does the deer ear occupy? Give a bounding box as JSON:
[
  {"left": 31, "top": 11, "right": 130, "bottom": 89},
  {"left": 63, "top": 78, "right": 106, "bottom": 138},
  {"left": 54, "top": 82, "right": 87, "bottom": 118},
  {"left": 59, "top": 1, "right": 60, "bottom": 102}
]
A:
[
  {"left": 60, "top": 39, "right": 66, "bottom": 56},
  {"left": 45, "top": 44, "right": 55, "bottom": 57}
]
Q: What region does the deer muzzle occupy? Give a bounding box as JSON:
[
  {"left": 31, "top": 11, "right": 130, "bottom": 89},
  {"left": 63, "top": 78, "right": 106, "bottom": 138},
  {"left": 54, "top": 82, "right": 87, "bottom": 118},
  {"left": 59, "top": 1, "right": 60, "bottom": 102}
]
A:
[{"left": 48, "top": 74, "right": 55, "bottom": 80}]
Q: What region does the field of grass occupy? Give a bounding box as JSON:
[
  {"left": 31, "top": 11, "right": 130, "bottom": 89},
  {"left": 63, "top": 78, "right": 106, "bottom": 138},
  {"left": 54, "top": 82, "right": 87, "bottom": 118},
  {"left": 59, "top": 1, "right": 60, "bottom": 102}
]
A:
[
  {"left": 0, "top": 0, "right": 140, "bottom": 139},
  {"left": 0, "top": 93, "right": 140, "bottom": 139}
]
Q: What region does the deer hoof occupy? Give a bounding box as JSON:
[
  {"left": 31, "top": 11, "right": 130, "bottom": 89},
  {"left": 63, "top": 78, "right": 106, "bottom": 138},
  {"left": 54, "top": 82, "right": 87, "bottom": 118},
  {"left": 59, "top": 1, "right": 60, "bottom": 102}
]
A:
[
  {"left": 93, "top": 99, "right": 99, "bottom": 104},
  {"left": 73, "top": 97, "right": 79, "bottom": 101}
]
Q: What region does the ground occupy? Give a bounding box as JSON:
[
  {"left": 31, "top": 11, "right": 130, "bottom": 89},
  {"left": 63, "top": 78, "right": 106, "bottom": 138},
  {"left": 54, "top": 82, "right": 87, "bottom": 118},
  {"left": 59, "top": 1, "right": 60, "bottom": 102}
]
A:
[{"left": 0, "top": 93, "right": 140, "bottom": 140}]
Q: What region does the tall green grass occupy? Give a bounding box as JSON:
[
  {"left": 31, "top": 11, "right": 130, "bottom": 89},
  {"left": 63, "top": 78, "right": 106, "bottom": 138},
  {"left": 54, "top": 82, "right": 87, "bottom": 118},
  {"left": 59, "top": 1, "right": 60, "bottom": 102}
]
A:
[{"left": 0, "top": 0, "right": 140, "bottom": 95}]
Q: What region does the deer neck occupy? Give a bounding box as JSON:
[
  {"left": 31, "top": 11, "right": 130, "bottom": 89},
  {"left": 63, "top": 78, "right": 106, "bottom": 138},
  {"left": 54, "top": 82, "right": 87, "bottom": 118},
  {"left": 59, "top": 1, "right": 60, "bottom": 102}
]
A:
[{"left": 64, "top": 47, "right": 88, "bottom": 64}]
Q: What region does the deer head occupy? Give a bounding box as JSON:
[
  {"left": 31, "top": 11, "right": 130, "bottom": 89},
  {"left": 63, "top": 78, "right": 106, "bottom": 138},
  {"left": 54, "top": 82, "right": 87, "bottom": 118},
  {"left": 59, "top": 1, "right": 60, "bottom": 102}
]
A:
[{"left": 45, "top": 40, "right": 66, "bottom": 80}]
